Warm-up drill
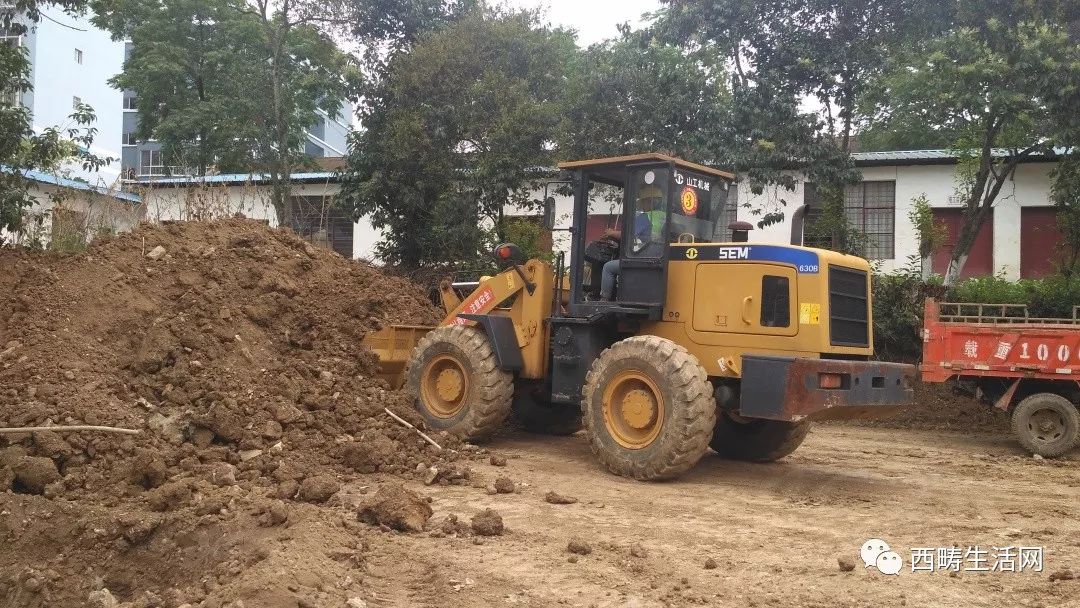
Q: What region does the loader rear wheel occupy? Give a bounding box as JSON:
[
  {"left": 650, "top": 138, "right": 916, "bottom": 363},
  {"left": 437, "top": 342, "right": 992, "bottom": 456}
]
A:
[
  {"left": 582, "top": 336, "right": 715, "bottom": 480},
  {"left": 512, "top": 388, "right": 583, "bottom": 436},
  {"left": 406, "top": 325, "right": 513, "bottom": 442},
  {"left": 1011, "top": 393, "right": 1080, "bottom": 458},
  {"left": 710, "top": 412, "right": 810, "bottom": 462}
]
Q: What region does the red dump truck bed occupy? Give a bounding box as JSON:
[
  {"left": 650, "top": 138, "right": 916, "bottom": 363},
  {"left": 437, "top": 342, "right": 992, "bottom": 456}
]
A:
[
  {"left": 920, "top": 299, "right": 1080, "bottom": 457},
  {"left": 922, "top": 299, "right": 1080, "bottom": 384}
]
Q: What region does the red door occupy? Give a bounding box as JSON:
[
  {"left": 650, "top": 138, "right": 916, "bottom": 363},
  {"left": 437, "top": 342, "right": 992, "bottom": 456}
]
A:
[
  {"left": 1020, "top": 207, "right": 1064, "bottom": 278},
  {"left": 932, "top": 209, "right": 994, "bottom": 278}
]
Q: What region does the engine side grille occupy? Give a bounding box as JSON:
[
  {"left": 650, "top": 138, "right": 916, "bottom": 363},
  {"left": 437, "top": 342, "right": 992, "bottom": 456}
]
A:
[{"left": 829, "top": 266, "right": 869, "bottom": 347}]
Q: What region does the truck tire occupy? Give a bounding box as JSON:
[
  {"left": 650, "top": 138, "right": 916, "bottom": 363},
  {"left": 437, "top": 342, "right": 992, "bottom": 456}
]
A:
[
  {"left": 405, "top": 325, "right": 513, "bottom": 442},
  {"left": 1011, "top": 392, "right": 1080, "bottom": 458},
  {"left": 581, "top": 336, "right": 715, "bottom": 480},
  {"left": 512, "top": 389, "right": 583, "bottom": 436},
  {"left": 710, "top": 412, "right": 810, "bottom": 462}
]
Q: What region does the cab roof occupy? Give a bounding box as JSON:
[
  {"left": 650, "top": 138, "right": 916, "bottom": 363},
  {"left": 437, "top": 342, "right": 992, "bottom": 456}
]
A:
[{"left": 557, "top": 153, "right": 736, "bottom": 181}]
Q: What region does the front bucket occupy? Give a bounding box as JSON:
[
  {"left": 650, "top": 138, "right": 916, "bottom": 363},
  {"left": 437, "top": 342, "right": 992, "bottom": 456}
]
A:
[{"left": 362, "top": 325, "right": 434, "bottom": 389}]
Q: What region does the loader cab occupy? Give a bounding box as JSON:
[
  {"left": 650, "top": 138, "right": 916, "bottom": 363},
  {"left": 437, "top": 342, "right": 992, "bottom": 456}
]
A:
[{"left": 555, "top": 154, "right": 735, "bottom": 319}]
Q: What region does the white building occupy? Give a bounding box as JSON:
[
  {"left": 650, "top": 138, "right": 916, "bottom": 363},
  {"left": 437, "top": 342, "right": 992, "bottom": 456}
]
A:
[
  {"left": 741, "top": 150, "right": 1062, "bottom": 280},
  {"left": 136, "top": 172, "right": 384, "bottom": 260},
  {"left": 5, "top": 6, "right": 125, "bottom": 185}
]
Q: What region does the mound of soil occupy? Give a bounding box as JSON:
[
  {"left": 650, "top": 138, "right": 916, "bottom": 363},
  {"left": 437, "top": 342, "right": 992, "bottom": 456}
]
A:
[
  {"left": 843, "top": 381, "right": 1010, "bottom": 433},
  {"left": 0, "top": 219, "right": 467, "bottom": 605}
]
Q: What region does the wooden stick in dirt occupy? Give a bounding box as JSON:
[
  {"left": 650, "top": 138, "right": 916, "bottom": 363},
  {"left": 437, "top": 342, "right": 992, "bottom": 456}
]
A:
[
  {"left": 383, "top": 408, "right": 444, "bottom": 451},
  {"left": 0, "top": 425, "right": 140, "bottom": 436}
]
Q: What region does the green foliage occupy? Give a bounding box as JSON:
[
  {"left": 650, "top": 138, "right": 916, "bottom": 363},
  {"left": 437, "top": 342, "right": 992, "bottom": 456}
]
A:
[
  {"left": 341, "top": 8, "right": 577, "bottom": 270},
  {"left": 1052, "top": 153, "right": 1080, "bottom": 277},
  {"left": 2, "top": 1, "right": 113, "bottom": 234},
  {"left": 949, "top": 275, "right": 1080, "bottom": 319},
  {"left": 908, "top": 193, "right": 946, "bottom": 261},
  {"left": 872, "top": 266, "right": 933, "bottom": 363},
  {"left": 501, "top": 218, "right": 551, "bottom": 264},
  {"left": 93, "top": 0, "right": 358, "bottom": 221}
]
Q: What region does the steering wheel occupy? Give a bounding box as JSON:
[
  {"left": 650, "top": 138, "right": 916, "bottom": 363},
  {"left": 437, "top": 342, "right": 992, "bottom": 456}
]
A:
[{"left": 676, "top": 232, "right": 696, "bottom": 244}]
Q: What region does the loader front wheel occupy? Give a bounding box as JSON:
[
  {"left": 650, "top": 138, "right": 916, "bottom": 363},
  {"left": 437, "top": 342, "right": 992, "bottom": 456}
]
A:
[
  {"left": 709, "top": 412, "right": 810, "bottom": 462},
  {"left": 406, "top": 325, "right": 513, "bottom": 442},
  {"left": 582, "top": 336, "right": 715, "bottom": 480}
]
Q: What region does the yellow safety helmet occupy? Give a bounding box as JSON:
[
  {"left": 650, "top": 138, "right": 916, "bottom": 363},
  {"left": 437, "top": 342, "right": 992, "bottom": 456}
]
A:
[{"left": 638, "top": 185, "right": 663, "bottom": 201}]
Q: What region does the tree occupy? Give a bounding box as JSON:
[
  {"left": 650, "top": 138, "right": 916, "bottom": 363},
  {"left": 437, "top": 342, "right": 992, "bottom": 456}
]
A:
[
  {"left": 869, "top": 2, "right": 1079, "bottom": 285},
  {"left": 1052, "top": 154, "right": 1080, "bottom": 278},
  {"left": 654, "top": 0, "right": 930, "bottom": 229},
  {"left": 93, "top": 0, "right": 359, "bottom": 222},
  {"left": 2, "top": 2, "right": 108, "bottom": 236},
  {"left": 340, "top": 9, "right": 577, "bottom": 270},
  {"left": 94, "top": 0, "right": 266, "bottom": 176}
]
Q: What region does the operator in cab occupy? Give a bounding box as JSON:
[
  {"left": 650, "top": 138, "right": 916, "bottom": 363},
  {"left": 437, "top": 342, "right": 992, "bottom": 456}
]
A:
[{"left": 599, "top": 184, "right": 666, "bottom": 301}]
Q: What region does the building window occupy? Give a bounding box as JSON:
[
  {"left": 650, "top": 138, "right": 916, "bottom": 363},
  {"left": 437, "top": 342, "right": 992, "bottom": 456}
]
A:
[
  {"left": 122, "top": 133, "right": 137, "bottom": 146},
  {"left": 74, "top": 48, "right": 83, "bottom": 64},
  {"left": 804, "top": 181, "right": 896, "bottom": 259},
  {"left": 123, "top": 95, "right": 137, "bottom": 110},
  {"left": 140, "top": 149, "right": 164, "bottom": 176}
]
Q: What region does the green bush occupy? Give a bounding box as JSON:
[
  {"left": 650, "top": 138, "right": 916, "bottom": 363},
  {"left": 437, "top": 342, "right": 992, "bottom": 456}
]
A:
[{"left": 871, "top": 271, "right": 1080, "bottom": 363}]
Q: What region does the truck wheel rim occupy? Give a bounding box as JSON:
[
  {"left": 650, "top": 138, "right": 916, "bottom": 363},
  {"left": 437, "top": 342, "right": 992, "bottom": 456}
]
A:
[
  {"left": 421, "top": 354, "right": 469, "bottom": 418},
  {"left": 1028, "top": 408, "right": 1066, "bottom": 443},
  {"left": 602, "top": 370, "right": 664, "bottom": 449}
]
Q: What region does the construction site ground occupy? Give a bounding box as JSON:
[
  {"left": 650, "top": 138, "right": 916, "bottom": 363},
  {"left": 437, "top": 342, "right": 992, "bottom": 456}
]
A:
[
  {"left": 354, "top": 423, "right": 1080, "bottom": 608},
  {"left": 1, "top": 220, "right": 1077, "bottom": 607}
]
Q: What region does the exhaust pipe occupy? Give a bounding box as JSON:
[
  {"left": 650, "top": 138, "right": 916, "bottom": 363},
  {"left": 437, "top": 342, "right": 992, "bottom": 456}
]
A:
[{"left": 790, "top": 203, "right": 809, "bottom": 246}]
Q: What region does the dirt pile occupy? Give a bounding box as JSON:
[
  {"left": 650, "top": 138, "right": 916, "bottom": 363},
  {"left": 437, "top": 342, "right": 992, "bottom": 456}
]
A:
[
  {"left": 843, "top": 381, "right": 1010, "bottom": 433},
  {"left": 0, "top": 219, "right": 477, "bottom": 606}
]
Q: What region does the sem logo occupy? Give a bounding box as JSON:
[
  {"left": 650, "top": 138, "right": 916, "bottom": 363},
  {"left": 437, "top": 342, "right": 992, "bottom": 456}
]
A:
[
  {"left": 717, "top": 246, "right": 750, "bottom": 260},
  {"left": 685, "top": 247, "right": 699, "bottom": 260}
]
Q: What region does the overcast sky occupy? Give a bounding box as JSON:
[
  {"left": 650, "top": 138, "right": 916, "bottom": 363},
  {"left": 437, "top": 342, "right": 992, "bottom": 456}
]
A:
[{"left": 504, "top": 0, "right": 662, "bottom": 46}]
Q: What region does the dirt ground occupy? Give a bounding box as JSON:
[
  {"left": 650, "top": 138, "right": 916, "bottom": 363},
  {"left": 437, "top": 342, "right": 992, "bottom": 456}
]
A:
[{"left": 353, "top": 423, "right": 1080, "bottom": 608}]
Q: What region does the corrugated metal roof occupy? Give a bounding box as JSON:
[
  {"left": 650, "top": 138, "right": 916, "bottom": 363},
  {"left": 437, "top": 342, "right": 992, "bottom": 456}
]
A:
[
  {"left": 9, "top": 168, "right": 142, "bottom": 204},
  {"left": 851, "top": 148, "right": 1067, "bottom": 166},
  {"left": 131, "top": 172, "right": 340, "bottom": 188}
]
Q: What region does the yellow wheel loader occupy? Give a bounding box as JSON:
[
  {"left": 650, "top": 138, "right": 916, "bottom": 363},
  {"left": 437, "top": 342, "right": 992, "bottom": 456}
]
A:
[{"left": 364, "top": 154, "right": 916, "bottom": 480}]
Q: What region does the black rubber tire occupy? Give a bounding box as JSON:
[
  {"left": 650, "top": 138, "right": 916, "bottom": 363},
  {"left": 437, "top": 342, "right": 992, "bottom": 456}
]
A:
[
  {"left": 710, "top": 412, "right": 810, "bottom": 462},
  {"left": 512, "top": 389, "right": 583, "bottom": 436},
  {"left": 405, "top": 325, "right": 513, "bottom": 442},
  {"left": 581, "top": 336, "right": 716, "bottom": 480},
  {"left": 1011, "top": 392, "right": 1080, "bottom": 458}
]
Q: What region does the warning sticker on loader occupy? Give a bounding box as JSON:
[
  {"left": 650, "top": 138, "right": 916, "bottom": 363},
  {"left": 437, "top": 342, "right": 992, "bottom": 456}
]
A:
[{"left": 799, "top": 302, "right": 821, "bottom": 325}]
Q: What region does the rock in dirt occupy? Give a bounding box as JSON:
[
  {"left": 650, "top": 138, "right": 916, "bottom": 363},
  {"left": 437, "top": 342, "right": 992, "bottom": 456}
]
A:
[
  {"left": 630, "top": 543, "right": 648, "bottom": 558},
  {"left": 87, "top": 588, "right": 119, "bottom": 608},
  {"left": 493, "top": 476, "right": 515, "bottom": 494},
  {"left": 342, "top": 433, "right": 397, "bottom": 473},
  {"left": 260, "top": 500, "right": 290, "bottom": 526},
  {"left": 357, "top": 484, "right": 432, "bottom": 532},
  {"left": 146, "top": 245, "right": 167, "bottom": 261},
  {"left": 439, "top": 514, "right": 471, "bottom": 536},
  {"left": 544, "top": 490, "right": 578, "bottom": 505},
  {"left": 298, "top": 475, "right": 341, "bottom": 503},
  {"left": 206, "top": 462, "right": 237, "bottom": 487},
  {"left": 1049, "top": 569, "right": 1075, "bottom": 582},
  {"left": 489, "top": 455, "right": 507, "bottom": 467},
  {"left": 471, "top": 509, "right": 504, "bottom": 536},
  {"left": 12, "top": 456, "right": 60, "bottom": 495},
  {"left": 567, "top": 540, "right": 592, "bottom": 555},
  {"left": 838, "top": 557, "right": 856, "bottom": 572},
  {"left": 704, "top": 557, "right": 718, "bottom": 570}
]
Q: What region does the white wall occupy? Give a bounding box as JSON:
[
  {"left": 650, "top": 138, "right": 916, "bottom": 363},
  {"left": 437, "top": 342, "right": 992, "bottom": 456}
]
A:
[
  {"left": 1, "top": 183, "right": 142, "bottom": 247},
  {"left": 25, "top": 8, "right": 125, "bottom": 185},
  {"left": 140, "top": 181, "right": 383, "bottom": 260},
  {"left": 737, "top": 161, "right": 1057, "bottom": 279}
]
